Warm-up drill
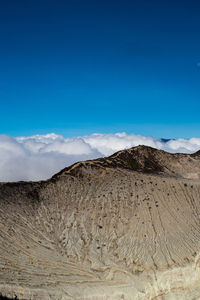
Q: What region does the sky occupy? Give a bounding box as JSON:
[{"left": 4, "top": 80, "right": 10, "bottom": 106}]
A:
[{"left": 0, "top": 0, "right": 200, "bottom": 138}]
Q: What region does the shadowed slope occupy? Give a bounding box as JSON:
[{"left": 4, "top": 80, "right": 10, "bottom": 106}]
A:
[{"left": 0, "top": 146, "right": 200, "bottom": 299}]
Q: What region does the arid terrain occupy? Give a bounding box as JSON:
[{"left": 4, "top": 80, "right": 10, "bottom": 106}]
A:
[{"left": 0, "top": 145, "right": 200, "bottom": 299}]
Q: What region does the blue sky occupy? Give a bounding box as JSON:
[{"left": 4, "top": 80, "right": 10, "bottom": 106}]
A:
[{"left": 0, "top": 0, "right": 200, "bottom": 138}]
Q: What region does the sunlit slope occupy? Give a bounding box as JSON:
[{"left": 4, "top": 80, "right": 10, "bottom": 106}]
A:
[{"left": 0, "top": 146, "right": 200, "bottom": 299}]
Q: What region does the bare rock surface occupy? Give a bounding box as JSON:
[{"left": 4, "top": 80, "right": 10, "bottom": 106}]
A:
[{"left": 0, "top": 146, "right": 200, "bottom": 299}]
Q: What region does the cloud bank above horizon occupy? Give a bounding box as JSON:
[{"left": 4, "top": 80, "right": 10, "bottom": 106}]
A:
[{"left": 0, "top": 132, "right": 200, "bottom": 182}]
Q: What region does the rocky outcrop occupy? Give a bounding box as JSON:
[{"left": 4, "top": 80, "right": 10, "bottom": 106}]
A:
[{"left": 0, "top": 146, "right": 200, "bottom": 299}]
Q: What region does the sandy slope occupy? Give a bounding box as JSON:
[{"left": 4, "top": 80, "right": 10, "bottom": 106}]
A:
[{"left": 0, "top": 146, "right": 200, "bottom": 299}]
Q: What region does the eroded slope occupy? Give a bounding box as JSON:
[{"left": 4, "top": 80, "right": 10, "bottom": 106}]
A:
[{"left": 0, "top": 146, "right": 200, "bottom": 299}]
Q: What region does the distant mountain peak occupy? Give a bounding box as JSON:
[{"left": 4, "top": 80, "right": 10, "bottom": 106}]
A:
[{"left": 52, "top": 145, "right": 200, "bottom": 180}]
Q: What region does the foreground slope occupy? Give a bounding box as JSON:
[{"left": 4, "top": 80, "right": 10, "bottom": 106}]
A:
[{"left": 0, "top": 146, "right": 200, "bottom": 299}]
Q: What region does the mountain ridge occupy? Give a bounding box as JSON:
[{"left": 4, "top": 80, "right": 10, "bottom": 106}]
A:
[
  {"left": 0, "top": 145, "right": 200, "bottom": 299},
  {"left": 52, "top": 145, "right": 200, "bottom": 181}
]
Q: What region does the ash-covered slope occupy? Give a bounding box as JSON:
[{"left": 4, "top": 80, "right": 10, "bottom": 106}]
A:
[{"left": 0, "top": 146, "right": 200, "bottom": 299}]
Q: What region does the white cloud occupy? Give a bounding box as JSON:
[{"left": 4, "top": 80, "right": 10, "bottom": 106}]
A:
[{"left": 0, "top": 132, "right": 199, "bottom": 182}]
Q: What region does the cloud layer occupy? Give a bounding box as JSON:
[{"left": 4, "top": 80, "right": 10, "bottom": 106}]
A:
[{"left": 0, "top": 132, "right": 200, "bottom": 182}]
